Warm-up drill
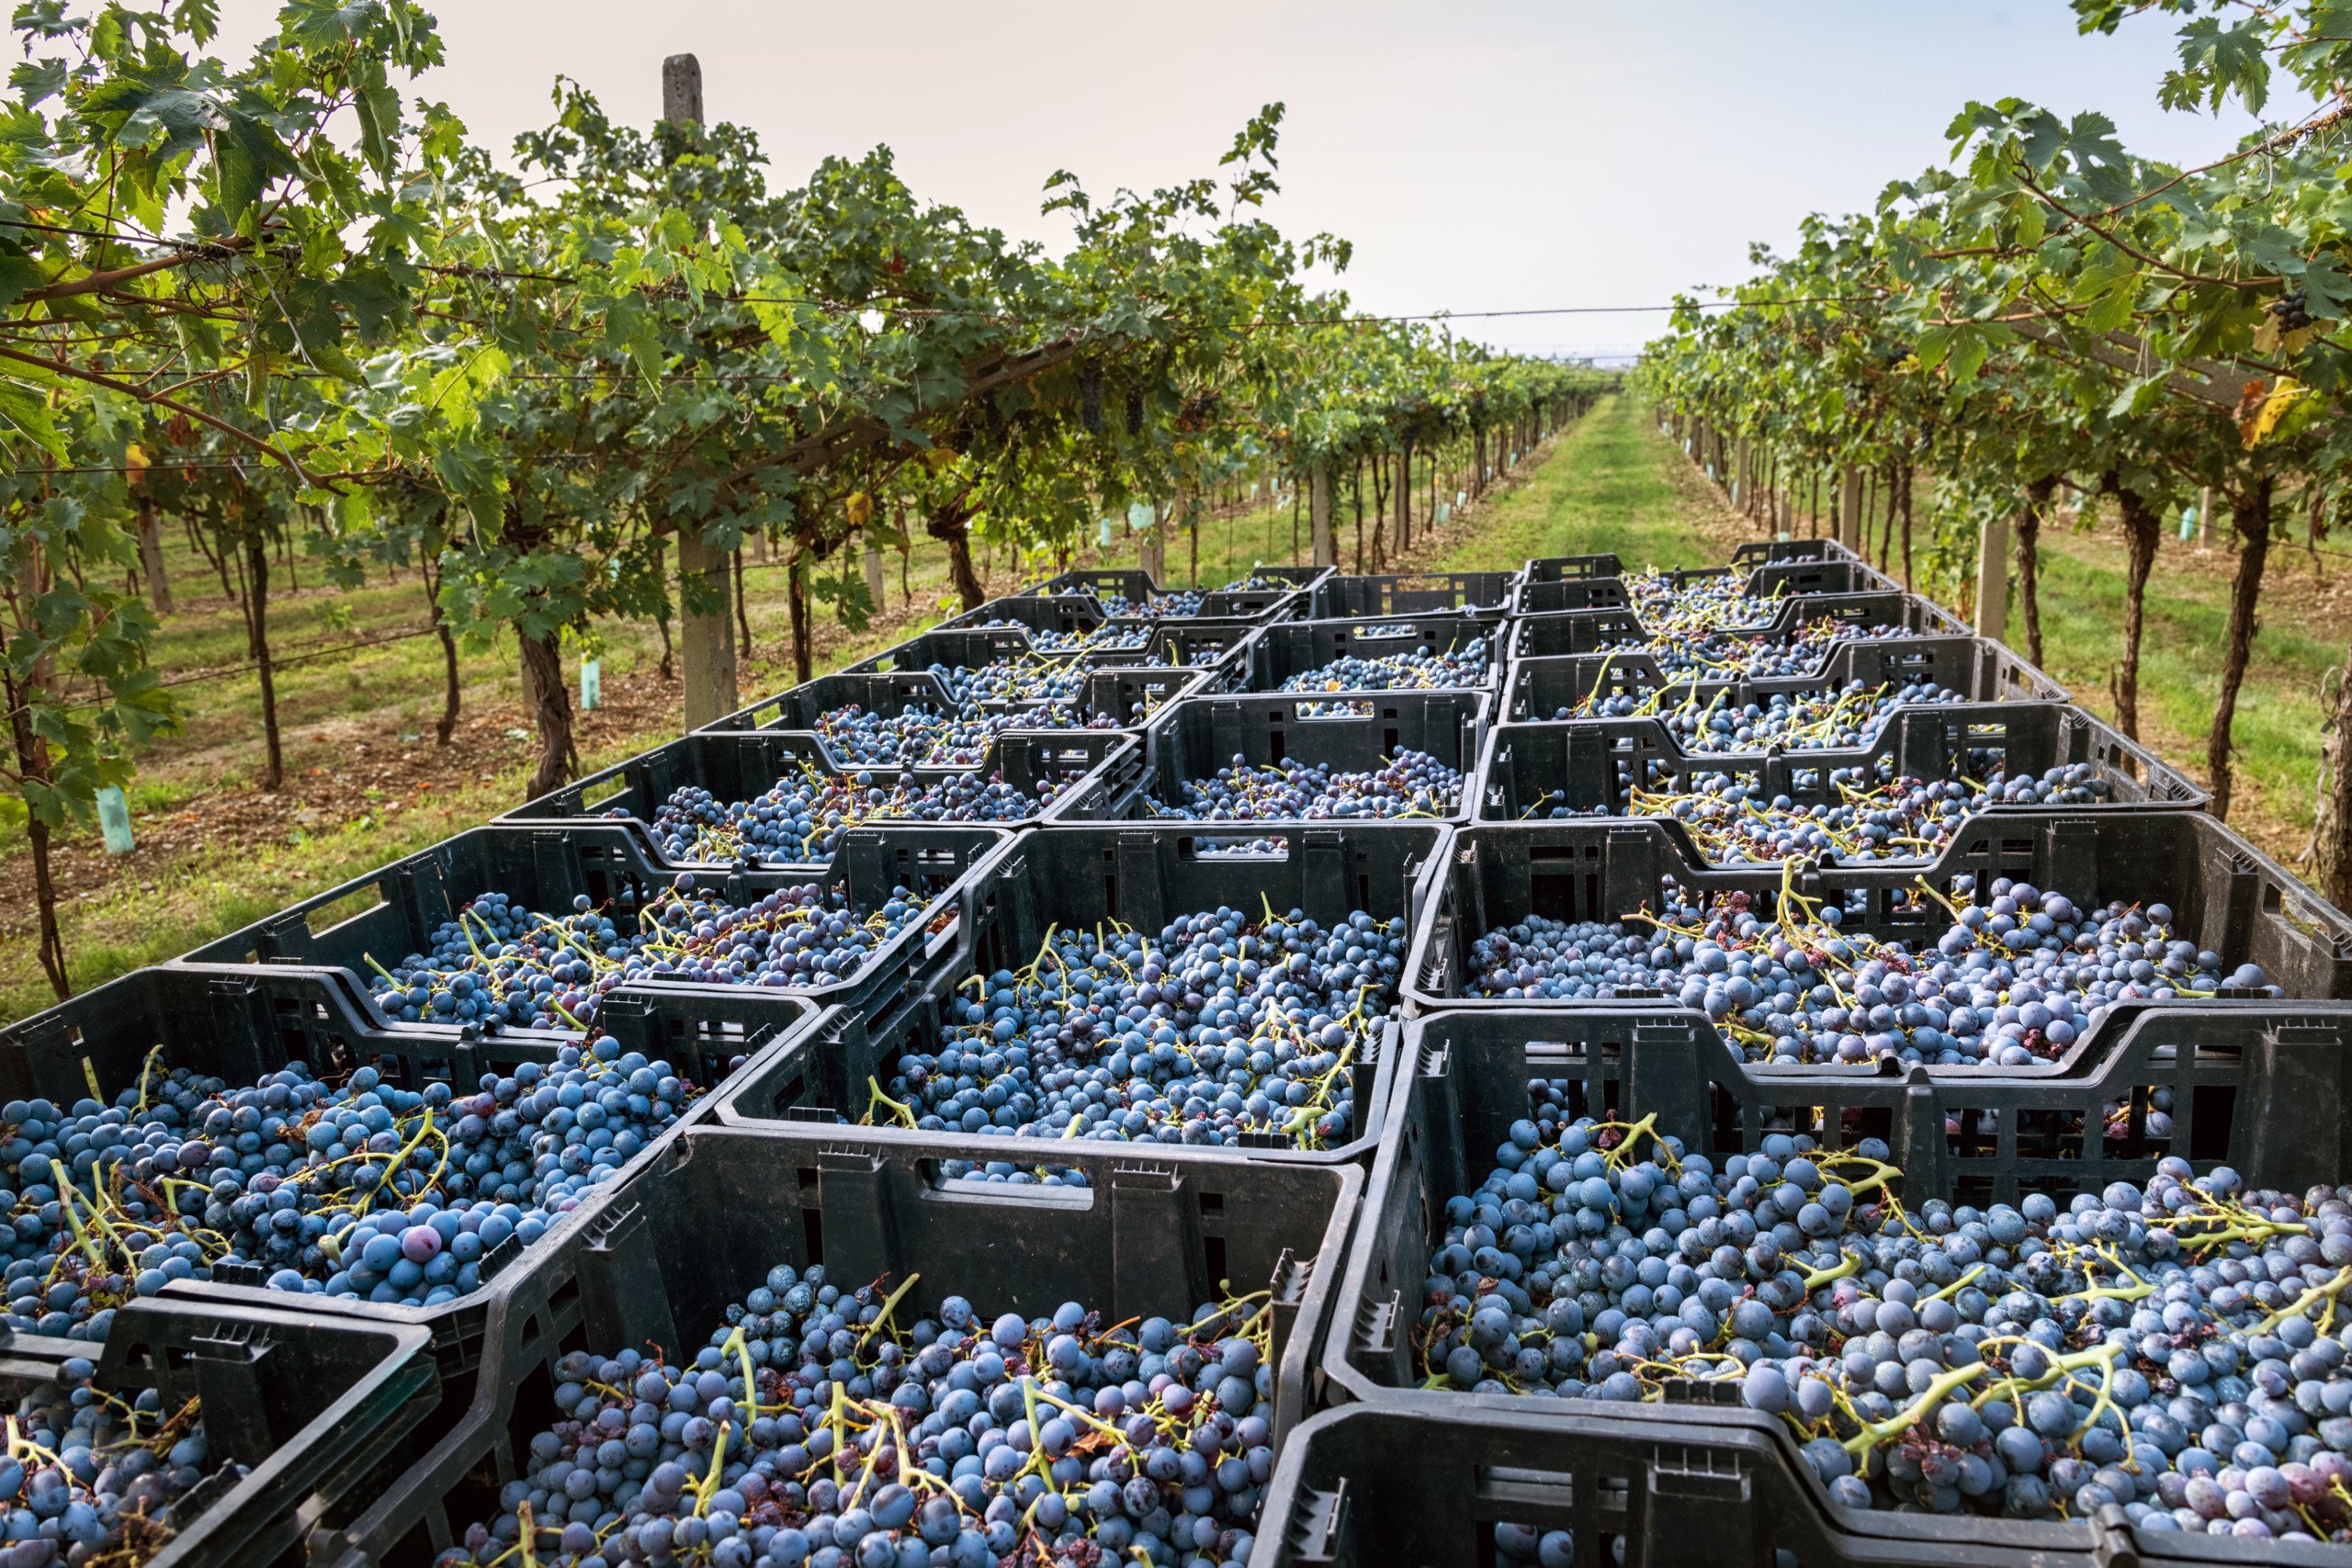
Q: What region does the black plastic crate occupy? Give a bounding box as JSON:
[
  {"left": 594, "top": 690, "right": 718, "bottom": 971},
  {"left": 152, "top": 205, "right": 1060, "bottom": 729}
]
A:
[
  {"left": 1728, "top": 539, "right": 1872, "bottom": 569},
  {"left": 500, "top": 728, "right": 1139, "bottom": 863},
  {"left": 1252, "top": 1400, "right": 2103, "bottom": 1568},
  {"left": 1136, "top": 622, "right": 1268, "bottom": 689},
  {"left": 1473, "top": 702, "right": 2208, "bottom": 840},
  {"left": 1308, "top": 571, "right": 1515, "bottom": 618},
  {"left": 1243, "top": 615, "right": 1503, "bottom": 695},
  {"left": 176, "top": 820, "right": 1007, "bottom": 1021},
  {"left": 1510, "top": 592, "right": 1967, "bottom": 661},
  {"left": 311, "top": 1125, "right": 1363, "bottom": 1567},
  {"left": 1509, "top": 541, "right": 1866, "bottom": 594},
  {"left": 845, "top": 624, "right": 1038, "bottom": 674},
  {"left": 1405, "top": 813, "right": 2352, "bottom": 1021},
  {"left": 846, "top": 625, "right": 1243, "bottom": 693},
  {"left": 1024, "top": 622, "right": 1264, "bottom": 692},
  {"left": 1018, "top": 567, "right": 1308, "bottom": 625},
  {"left": 1305, "top": 1004, "right": 2352, "bottom": 1563},
  {"left": 1508, "top": 574, "right": 1633, "bottom": 614},
  {"left": 1510, "top": 558, "right": 1896, "bottom": 616},
  {"left": 0, "top": 960, "right": 810, "bottom": 1130},
  {"left": 1239, "top": 563, "right": 1336, "bottom": 589},
  {"left": 1517, "top": 552, "right": 1629, "bottom": 586},
  {"left": 941, "top": 598, "right": 1264, "bottom": 684},
  {"left": 713, "top": 820, "right": 1452, "bottom": 1164},
  {"left": 27, "top": 1297, "right": 443, "bottom": 1568},
  {"left": 1076, "top": 690, "right": 1487, "bottom": 826},
  {"left": 0, "top": 962, "right": 821, "bottom": 1458},
  {"left": 704, "top": 665, "right": 1205, "bottom": 737},
  {"left": 937, "top": 591, "right": 1114, "bottom": 642},
  {"left": 841, "top": 629, "right": 1205, "bottom": 719},
  {"left": 1501, "top": 637, "right": 2070, "bottom": 721}
]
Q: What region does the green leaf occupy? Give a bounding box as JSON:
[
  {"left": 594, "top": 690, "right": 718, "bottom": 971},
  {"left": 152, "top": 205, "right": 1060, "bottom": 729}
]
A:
[
  {"left": 301, "top": 337, "right": 368, "bottom": 384},
  {"left": 174, "top": 312, "right": 223, "bottom": 364},
  {"left": 9, "top": 58, "right": 67, "bottom": 105},
  {"left": 2013, "top": 195, "right": 2046, "bottom": 249},
  {"left": 173, "top": 0, "right": 222, "bottom": 43},
  {"left": 279, "top": 0, "right": 383, "bottom": 49},
  {"left": 2084, "top": 283, "right": 2137, "bottom": 333},
  {"left": 209, "top": 111, "right": 276, "bottom": 231},
  {"left": 2172, "top": 16, "right": 2269, "bottom": 115},
  {"left": 350, "top": 61, "right": 399, "bottom": 181},
  {"left": 1947, "top": 326, "right": 1991, "bottom": 384},
  {"left": 0, "top": 243, "right": 42, "bottom": 310},
  {"left": 0, "top": 377, "right": 63, "bottom": 460}
]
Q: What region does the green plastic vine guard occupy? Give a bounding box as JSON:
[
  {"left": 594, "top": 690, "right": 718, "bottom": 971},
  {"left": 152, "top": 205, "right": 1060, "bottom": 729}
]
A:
[{"left": 96, "top": 784, "right": 133, "bottom": 854}]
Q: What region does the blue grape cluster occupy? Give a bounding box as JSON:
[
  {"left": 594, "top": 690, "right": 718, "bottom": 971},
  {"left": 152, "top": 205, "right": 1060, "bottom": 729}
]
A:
[
  {"left": 1555, "top": 679, "right": 1962, "bottom": 751},
  {"left": 971, "top": 619, "right": 1151, "bottom": 654},
  {"left": 433, "top": 1271, "right": 1275, "bottom": 1568},
  {"left": 370, "top": 892, "right": 625, "bottom": 1028},
  {"left": 1418, "top": 1099, "right": 2352, "bottom": 1539},
  {"left": 922, "top": 660, "right": 1087, "bottom": 708},
  {"left": 0, "top": 1364, "right": 213, "bottom": 1565},
  {"left": 638, "top": 766, "right": 1068, "bottom": 864},
  {"left": 373, "top": 878, "right": 934, "bottom": 1028},
  {"left": 1462, "top": 875, "right": 2275, "bottom": 1066},
  {"left": 1098, "top": 588, "right": 1205, "bottom": 619},
  {"left": 1151, "top": 750, "right": 1462, "bottom": 821},
  {"left": 1279, "top": 637, "right": 1489, "bottom": 694},
  {"left": 867, "top": 907, "right": 1402, "bottom": 1154},
  {"left": 0, "top": 1040, "right": 699, "bottom": 1335},
  {"left": 272, "top": 1046, "right": 693, "bottom": 1303},
  {"left": 1534, "top": 761, "right": 2110, "bottom": 866},
  {"left": 1623, "top": 570, "right": 1787, "bottom": 634},
  {"left": 1585, "top": 619, "right": 1919, "bottom": 680},
  {"left": 816, "top": 703, "right": 1115, "bottom": 770}
]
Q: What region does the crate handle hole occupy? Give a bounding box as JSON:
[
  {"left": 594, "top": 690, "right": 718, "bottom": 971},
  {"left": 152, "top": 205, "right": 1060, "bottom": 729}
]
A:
[{"left": 304, "top": 885, "right": 387, "bottom": 939}]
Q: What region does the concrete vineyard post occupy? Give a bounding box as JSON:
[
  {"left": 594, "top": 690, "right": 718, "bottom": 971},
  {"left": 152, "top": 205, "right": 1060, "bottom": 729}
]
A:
[
  {"left": 663, "top": 52, "right": 739, "bottom": 729},
  {"left": 1974, "top": 507, "right": 2010, "bottom": 642},
  {"left": 676, "top": 528, "right": 737, "bottom": 728},
  {"left": 1309, "top": 465, "right": 1334, "bottom": 567},
  {"left": 135, "top": 497, "right": 170, "bottom": 614}
]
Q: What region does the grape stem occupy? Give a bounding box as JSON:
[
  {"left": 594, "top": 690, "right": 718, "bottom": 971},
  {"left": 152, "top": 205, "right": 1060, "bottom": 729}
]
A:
[
  {"left": 2252, "top": 1266, "right": 2352, "bottom": 1337},
  {"left": 1801, "top": 1253, "right": 1859, "bottom": 1292},
  {"left": 691, "top": 1420, "right": 732, "bottom": 1517},
  {"left": 130, "top": 1046, "right": 165, "bottom": 1114},
  {"left": 1848, "top": 1340, "right": 2122, "bottom": 1461},
  {"left": 856, "top": 1271, "right": 923, "bottom": 1350},
  {"left": 864, "top": 1078, "right": 918, "bottom": 1131}
]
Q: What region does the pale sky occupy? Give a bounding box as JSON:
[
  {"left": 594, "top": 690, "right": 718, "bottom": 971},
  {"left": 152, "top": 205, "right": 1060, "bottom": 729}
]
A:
[{"left": 213, "top": 2, "right": 2279, "bottom": 363}]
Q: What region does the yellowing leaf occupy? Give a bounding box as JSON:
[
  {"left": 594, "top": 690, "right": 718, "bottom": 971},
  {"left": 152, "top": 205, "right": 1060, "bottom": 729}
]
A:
[
  {"left": 2240, "top": 376, "right": 2308, "bottom": 448},
  {"left": 846, "top": 491, "right": 873, "bottom": 526}
]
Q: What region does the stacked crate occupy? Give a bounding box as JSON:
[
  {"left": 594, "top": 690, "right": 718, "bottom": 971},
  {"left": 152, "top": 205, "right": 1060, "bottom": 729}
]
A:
[{"left": 12, "top": 544, "right": 2352, "bottom": 1567}]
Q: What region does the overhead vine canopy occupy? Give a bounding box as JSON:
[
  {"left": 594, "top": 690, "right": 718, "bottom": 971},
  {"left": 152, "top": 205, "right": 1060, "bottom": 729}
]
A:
[
  {"left": 0, "top": 1, "right": 1581, "bottom": 1001},
  {"left": 1639, "top": 0, "right": 2352, "bottom": 879}
]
